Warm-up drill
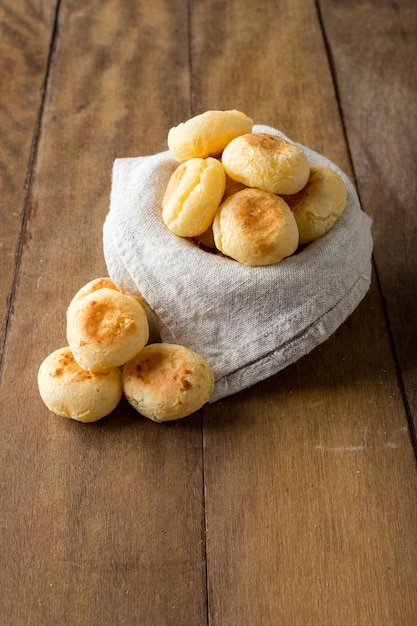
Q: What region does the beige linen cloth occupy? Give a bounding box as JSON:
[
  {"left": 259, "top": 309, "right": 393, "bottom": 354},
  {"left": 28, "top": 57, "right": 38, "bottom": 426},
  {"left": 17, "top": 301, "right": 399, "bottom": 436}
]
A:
[{"left": 103, "top": 125, "right": 373, "bottom": 402}]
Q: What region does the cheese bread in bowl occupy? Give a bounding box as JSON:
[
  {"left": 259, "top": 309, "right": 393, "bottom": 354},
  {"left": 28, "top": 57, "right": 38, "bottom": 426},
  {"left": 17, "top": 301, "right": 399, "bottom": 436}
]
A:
[
  {"left": 38, "top": 346, "right": 122, "bottom": 422},
  {"left": 122, "top": 343, "right": 214, "bottom": 422},
  {"left": 68, "top": 277, "right": 159, "bottom": 345},
  {"left": 162, "top": 157, "right": 226, "bottom": 237},
  {"left": 284, "top": 165, "right": 348, "bottom": 245},
  {"left": 103, "top": 123, "right": 373, "bottom": 402},
  {"left": 168, "top": 109, "right": 253, "bottom": 161},
  {"left": 67, "top": 287, "right": 149, "bottom": 372},
  {"left": 213, "top": 187, "right": 299, "bottom": 266},
  {"left": 222, "top": 132, "right": 310, "bottom": 195}
]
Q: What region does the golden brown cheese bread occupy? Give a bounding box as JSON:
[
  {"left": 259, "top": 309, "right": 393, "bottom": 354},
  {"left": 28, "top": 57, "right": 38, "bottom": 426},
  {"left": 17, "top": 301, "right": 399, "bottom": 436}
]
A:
[
  {"left": 212, "top": 187, "right": 299, "bottom": 266},
  {"left": 162, "top": 157, "right": 226, "bottom": 237},
  {"left": 167, "top": 109, "right": 253, "bottom": 161},
  {"left": 284, "top": 165, "right": 348, "bottom": 244},
  {"left": 67, "top": 287, "right": 149, "bottom": 372},
  {"left": 37, "top": 346, "right": 122, "bottom": 422},
  {"left": 122, "top": 343, "right": 214, "bottom": 422},
  {"left": 67, "top": 276, "right": 147, "bottom": 313},
  {"left": 222, "top": 132, "right": 310, "bottom": 195}
]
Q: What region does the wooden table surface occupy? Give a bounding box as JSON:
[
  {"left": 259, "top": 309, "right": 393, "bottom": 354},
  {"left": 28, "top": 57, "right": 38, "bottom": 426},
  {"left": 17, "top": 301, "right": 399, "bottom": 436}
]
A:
[{"left": 1, "top": 1, "right": 416, "bottom": 624}]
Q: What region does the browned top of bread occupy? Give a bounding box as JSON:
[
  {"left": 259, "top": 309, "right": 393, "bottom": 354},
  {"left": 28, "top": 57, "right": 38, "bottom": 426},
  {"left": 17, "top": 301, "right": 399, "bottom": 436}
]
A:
[
  {"left": 79, "top": 295, "right": 137, "bottom": 346},
  {"left": 221, "top": 132, "right": 310, "bottom": 195},
  {"left": 67, "top": 287, "right": 149, "bottom": 371},
  {"left": 51, "top": 347, "right": 95, "bottom": 382},
  {"left": 122, "top": 343, "right": 214, "bottom": 422},
  {"left": 213, "top": 188, "right": 299, "bottom": 266}
]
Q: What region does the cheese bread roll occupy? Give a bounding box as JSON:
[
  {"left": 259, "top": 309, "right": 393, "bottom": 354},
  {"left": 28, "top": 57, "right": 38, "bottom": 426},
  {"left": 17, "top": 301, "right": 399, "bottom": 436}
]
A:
[
  {"left": 222, "top": 133, "right": 310, "bottom": 195},
  {"left": 285, "top": 165, "right": 348, "bottom": 244},
  {"left": 38, "top": 346, "right": 122, "bottom": 422},
  {"left": 167, "top": 109, "right": 253, "bottom": 161},
  {"left": 122, "top": 343, "right": 214, "bottom": 422},
  {"left": 162, "top": 157, "right": 226, "bottom": 237},
  {"left": 67, "top": 288, "right": 149, "bottom": 371},
  {"left": 67, "top": 277, "right": 159, "bottom": 342},
  {"left": 213, "top": 188, "right": 299, "bottom": 266},
  {"left": 67, "top": 277, "right": 146, "bottom": 313}
]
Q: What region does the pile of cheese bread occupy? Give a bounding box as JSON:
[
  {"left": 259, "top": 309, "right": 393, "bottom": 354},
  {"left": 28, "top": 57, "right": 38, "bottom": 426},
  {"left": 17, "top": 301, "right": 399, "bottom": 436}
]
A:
[
  {"left": 163, "top": 110, "right": 347, "bottom": 266},
  {"left": 38, "top": 278, "right": 214, "bottom": 423},
  {"left": 38, "top": 110, "right": 348, "bottom": 424}
]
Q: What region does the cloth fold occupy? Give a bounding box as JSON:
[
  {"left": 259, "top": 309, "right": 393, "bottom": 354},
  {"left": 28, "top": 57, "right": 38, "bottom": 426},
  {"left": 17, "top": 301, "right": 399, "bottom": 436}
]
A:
[{"left": 103, "top": 125, "right": 373, "bottom": 402}]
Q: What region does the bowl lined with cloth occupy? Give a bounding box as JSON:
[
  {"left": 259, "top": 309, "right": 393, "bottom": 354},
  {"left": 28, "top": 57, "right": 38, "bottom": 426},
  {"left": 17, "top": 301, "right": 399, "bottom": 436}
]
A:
[{"left": 103, "top": 125, "right": 373, "bottom": 402}]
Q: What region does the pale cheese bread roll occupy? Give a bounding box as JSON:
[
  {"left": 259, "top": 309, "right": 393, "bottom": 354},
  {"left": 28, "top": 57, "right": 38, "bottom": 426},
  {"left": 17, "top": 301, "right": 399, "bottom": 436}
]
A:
[
  {"left": 67, "top": 287, "right": 149, "bottom": 372},
  {"left": 38, "top": 346, "right": 122, "bottom": 422},
  {"left": 68, "top": 277, "right": 159, "bottom": 344},
  {"left": 162, "top": 157, "right": 226, "bottom": 237},
  {"left": 222, "top": 132, "right": 310, "bottom": 195},
  {"left": 122, "top": 343, "right": 214, "bottom": 422},
  {"left": 284, "top": 165, "right": 348, "bottom": 244},
  {"left": 213, "top": 187, "right": 299, "bottom": 266},
  {"left": 168, "top": 109, "right": 253, "bottom": 161},
  {"left": 67, "top": 277, "right": 147, "bottom": 313}
]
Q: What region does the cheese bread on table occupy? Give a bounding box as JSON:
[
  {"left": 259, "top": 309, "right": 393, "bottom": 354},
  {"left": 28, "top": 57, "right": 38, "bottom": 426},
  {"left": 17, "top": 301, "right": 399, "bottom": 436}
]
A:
[
  {"left": 284, "top": 165, "right": 348, "bottom": 244},
  {"left": 68, "top": 277, "right": 159, "bottom": 346},
  {"left": 222, "top": 132, "right": 310, "bottom": 195},
  {"left": 37, "top": 346, "right": 122, "bottom": 422},
  {"left": 162, "top": 157, "right": 226, "bottom": 237},
  {"left": 122, "top": 343, "right": 214, "bottom": 422},
  {"left": 168, "top": 109, "right": 253, "bottom": 161},
  {"left": 67, "top": 276, "right": 147, "bottom": 312},
  {"left": 67, "top": 287, "right": 149, "bottom": 372},
  {"left": 213, "top": 187, "right": 299, "bottom": 266}
]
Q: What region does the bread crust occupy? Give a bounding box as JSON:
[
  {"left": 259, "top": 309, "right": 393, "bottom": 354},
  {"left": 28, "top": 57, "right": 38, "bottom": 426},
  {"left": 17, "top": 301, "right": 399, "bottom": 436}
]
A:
[
  {"left": 168, "top": 109, "right": 253, "bottom": 161},
  {"left": 213, "top": 188, "right": 299, "bottom": 266},
  {"left": 122, "top": 343, "right": 214, "bottom": 422},
  {"left": 222, "top": 133, "right": 310, "bottom": 195},
  {"left": 67, "top": 288, "right": 149, "bottom": 371},
  {"left": 284, "top": 165, "right": 347, "bottom": 244},
  {"left": 37, "top": 346, "right": 122, "bottom": 422},
  {"left": 67, "top": 277, "right": 147, "bottom": 313},
  {"left": 162, "top": 157, "right": 226, "bottom": 237}
]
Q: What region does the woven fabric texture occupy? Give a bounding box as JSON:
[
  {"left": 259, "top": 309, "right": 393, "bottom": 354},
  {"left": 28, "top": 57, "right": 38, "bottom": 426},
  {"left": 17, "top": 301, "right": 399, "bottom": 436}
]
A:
[{"left": 103, "top": 125, "right": 373, "bottom": 401}]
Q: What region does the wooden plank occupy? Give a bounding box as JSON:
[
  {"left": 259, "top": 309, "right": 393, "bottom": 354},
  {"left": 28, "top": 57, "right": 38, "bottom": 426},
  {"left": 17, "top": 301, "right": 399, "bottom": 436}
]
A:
[
  {"left": 0, "top": 1, "right": 207, "bottom": 624},
  {"left": 190, "top": 0, "right": 350, "bottom": 172},
  {"left": 319, "top": 0, "right": 417, "bottom": 435},
  {"left": 2, "top": 0, "right": 416, "bottom": 624},
  {"left": 189, "top": 0, "right": 417, "bottom": 623},
  {"left": 0, "top": 0, "right": 57, "bottom": 360},
  {"left": 204, "top": 287, "right": 417, "bottom": 625}
]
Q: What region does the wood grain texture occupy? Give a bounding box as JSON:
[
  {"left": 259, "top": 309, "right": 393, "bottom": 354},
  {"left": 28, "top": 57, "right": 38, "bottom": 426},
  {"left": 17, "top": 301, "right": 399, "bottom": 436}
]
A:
[
  {"left": 319, "top": 0, "right": 417, "bottom": 435},
  {"left": 1, "top": 0, "right": 416, "bottom": 624},
  {"left": 204, "top": 289, "right": 417, "bottom": 625},
  {"left": 0, "top": 0, "right": 57, "bottom": 361},
  {"left": 0, "top": 1, "right": 206, "bottom": 624},
  {"left": 190, "top": 0, "right": 417, "bottom": 623},
  {"left": 190, "top": 0, "right": 351, "bottom": 172}
]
